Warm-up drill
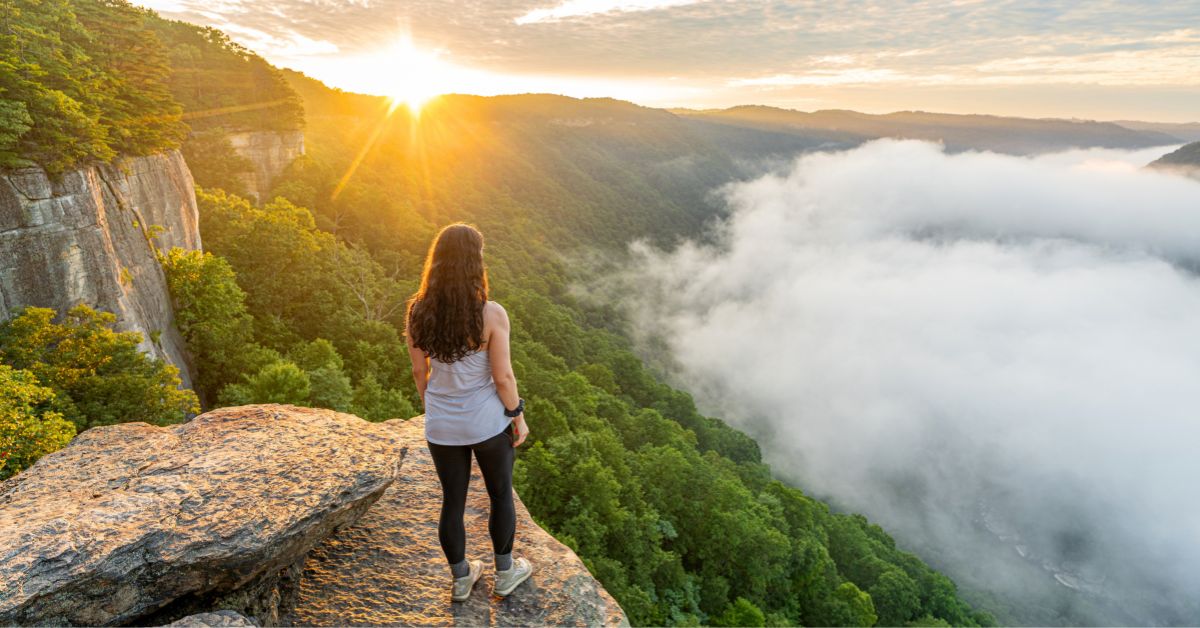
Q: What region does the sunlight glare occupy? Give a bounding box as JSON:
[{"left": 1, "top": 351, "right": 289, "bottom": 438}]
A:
[{"left": 383, "top": 35, "right": 446, "bottom": 113}]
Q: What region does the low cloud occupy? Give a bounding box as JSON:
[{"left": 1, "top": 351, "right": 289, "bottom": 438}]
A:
[{"left": 586, "top": 140, "right": 1200, "bottom": 624}]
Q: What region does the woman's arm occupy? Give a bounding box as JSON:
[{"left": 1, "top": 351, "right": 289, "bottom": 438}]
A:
[
  {"left": 487, "top": 302, "right": 528, "bottom": 446},
  {"left": 405, "top": 332, "right": 430, "bottom": 405}
]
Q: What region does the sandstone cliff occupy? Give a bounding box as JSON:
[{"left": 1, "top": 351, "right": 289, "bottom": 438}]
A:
[
  {"left": 0, "top": 151, "right": 201, "bottom": 387},
  {"left": 227, "top": 131, "right": 305, "bottom": 203},
  {"left": 0, "top": 405, "right": 628, "bottom": 627}
]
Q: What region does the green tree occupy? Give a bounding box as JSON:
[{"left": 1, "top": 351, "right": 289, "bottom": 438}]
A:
[
  {"left": 71, "top": 0, "right": 187, "bottom": 155},
  {"left": 0, "top": 365, "right": 76, "bottom": 479},
  {"left": 0, "top": 0, "right": 110, "bottom": 171},
  {"left": 288, "top": 339, "right": 352, "bottom": 411},
  {"left": 148, "top": 18, "right": 304, "bottom": 133},
  {"left": 160, "top": 247, "right": 255, "bottom": 405},
  {"left": 179, "top": 129, "right": 253, "bottom": 196},
  {"left": 0, "top": 0, "right": 189, "bottom": 171},
  {"left": 832, "top": 582, "right": 878, "bottom": 627},
  {"left": 871, "top": 569, "right": 922, "bottom": 626},
  {"left": 219, "top": 360, "right": 311, "bottom": 406},
  {"left": 713, "top": 597, "right": 767, "bottom": 627},
  {"left": 350, "top": 373, "right": 414, "bottom": 421},
  {"left": 0, "top": 305, "right": 198, "bottom": 429}
]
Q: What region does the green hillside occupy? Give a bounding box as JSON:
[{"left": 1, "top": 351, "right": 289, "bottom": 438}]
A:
[{"left": 1150, "top": 141, "right": 1200, "bottom": 170}]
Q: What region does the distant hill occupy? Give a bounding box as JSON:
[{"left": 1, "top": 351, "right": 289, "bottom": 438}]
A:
[
  {"left": 282, "top": 73, "right": 1190, "bottom": 261},
  {"left": 674, "top": 105, "right": 1179, "bottom": 155},
  {"left": 282, "top": 70, "right": 756, "bottom": 253},
  {"left": 1149, "top": 141, "right": 1200, "bottom": 176},
  {"left": 1114, "top": 120, "right": 1200, "bottom": 143}
]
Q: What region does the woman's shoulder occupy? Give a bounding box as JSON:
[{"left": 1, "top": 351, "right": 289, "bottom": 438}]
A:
[
  {"left": 482, "top": 300, "right": 510, "bottom": 337},
  {"left": 484, "top": 300, "right": 508, "bottom": 317}
]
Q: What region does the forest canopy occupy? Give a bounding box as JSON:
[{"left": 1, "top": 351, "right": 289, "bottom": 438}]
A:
[{"left": 0, "top": 0, "right": 301, "bottom": 173}]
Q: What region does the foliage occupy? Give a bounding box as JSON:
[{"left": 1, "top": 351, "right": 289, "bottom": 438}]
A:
[
  {"left": 288, "top": 339, "right": 352, "bottom": 411},
  {"left": 160, "top": 247, "right": 255, "bottom": 404},
  {"left": 179, "top": 129, "right": 253, "bottom": 195},
  {"left": 146, "top": 15, "right": 304, "bottom": 194},
  {"left": 0, "top": 0, "right": 300, "bottom": 175},
  {"left": 147, "top": 17, "right": 303, "bottom": 133},
  {"left": 219, "top": 360, "right": 310, "bottom": 406},
  {"left": 0, "top": 365, "right": 76, "bottom": 479},
  {"left": 0, "top": 0, "right": 185, "bottom": 172},
  {"left": 70, "top": 0, "right": 187, "bottom": 155},
  {"left": 713, "top": 597, "right": 767, "bottom": 627},
  {"left": 0, "top": 305, "right": 197, "bottom": 430},
  {"left": 350, "top": 373, "right": 415, "bottom": 421},
  {"left": 188, "top": 188, "right": 417, "bottom": 415}
]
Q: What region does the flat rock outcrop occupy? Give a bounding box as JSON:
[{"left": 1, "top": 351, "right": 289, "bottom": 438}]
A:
[
  {"left": 0, "top": 151, "right": 201, "bottom": 387},
  {"left": 289, "top": 415, "right": 629, "bottom": 627},
  {"left": 0, "top": 405, "right": 403, "bottom": 626}
]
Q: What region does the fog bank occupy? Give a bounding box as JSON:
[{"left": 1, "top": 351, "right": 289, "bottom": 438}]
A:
[{"left": 585, "top": 141, "right": 1200, "bottom": 625}]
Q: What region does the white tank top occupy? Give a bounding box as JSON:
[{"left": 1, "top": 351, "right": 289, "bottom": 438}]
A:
[{"left": 423, "top": 347, "right": 510, "bottom": 445}]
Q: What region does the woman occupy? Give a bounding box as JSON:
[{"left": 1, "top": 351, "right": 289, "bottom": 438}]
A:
[{"left": 404, "top": 222, "right": 534, "bottom": 603}]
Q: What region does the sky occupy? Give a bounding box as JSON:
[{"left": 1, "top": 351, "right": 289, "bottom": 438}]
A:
[{"left": 134, "top": 0, "right": 1200, "bottom": 122}]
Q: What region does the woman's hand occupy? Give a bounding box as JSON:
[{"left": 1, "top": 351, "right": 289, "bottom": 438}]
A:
[{"left": 511, "top": 414, "right": 529, "bottom": 447}]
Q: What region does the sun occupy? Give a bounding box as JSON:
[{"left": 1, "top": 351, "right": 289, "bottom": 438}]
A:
[{"left": 383, "top": 36, "right": 446, "bottom": 113}]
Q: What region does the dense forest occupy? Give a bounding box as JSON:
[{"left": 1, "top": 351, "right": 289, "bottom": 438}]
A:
[{"left": 0, "top": 1, "right": 995, "bottom": 625}]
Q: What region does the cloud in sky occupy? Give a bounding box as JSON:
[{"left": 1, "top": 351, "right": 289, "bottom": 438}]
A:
[
  {"left": 582, "top": 141, "right": 1200, "bottom": 623},
  {"left": 133, "top": 0, "right": 1200, "bottom": 122},
  {"left": 514, "top": 0, "right": 699, "bottom": 25}
]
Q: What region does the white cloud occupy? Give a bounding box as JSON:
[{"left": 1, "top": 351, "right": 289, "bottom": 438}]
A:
[
  {"left": 728, "top": 68, "right": 907, "bottom": 87},
  {"left": 588, "top": 141, "right": 1200, "bottom": 623},
  {"left": 218, "top": 24, "right": 340, "bottom": 57},
  {"left": 515, "top": 0, "right": 700, "bottom": 25}
]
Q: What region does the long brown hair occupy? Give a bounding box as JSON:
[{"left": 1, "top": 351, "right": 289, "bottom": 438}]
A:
[{"left": 404, "top": 222, "right": 490, "bottom": 363}]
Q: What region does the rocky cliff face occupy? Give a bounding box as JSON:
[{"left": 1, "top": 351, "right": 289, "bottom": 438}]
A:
[
  {"left": 0, "top": 151, "right": 201, "bottom": 387},
  {"left": 227, "top": 131, "right": 305, "bottom": 203},
  {"left": 0, "top": 405, "right": 627, "bottom": 627}
]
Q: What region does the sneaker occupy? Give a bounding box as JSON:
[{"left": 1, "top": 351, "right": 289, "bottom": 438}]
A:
[
  {"left": 493, "top": 556, "right": 533, "bottom": 597},
  {"left": 451, "top": 559, "right": 484, "bottom": 602}
]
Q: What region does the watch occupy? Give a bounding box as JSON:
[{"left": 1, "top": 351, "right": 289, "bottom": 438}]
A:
[{"left": 504, "top": 398, "right": 525, "bottom": 417}]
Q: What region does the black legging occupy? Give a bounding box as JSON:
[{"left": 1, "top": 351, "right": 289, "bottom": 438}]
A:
[{"left": 426, "top": 422, "right": 516, "bottom": 565}]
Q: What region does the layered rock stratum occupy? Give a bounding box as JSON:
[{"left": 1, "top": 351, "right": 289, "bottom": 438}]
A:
[
  {"left": 0, "top": 151, "right": 201, "bottom": 386},
  {"left": 0, "top": 405, "right": 627, "bottom": 627}
]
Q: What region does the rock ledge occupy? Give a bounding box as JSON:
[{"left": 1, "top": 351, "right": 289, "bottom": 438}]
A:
[{"left": 0, "top": 405, "right": 402, "bottom": 626}]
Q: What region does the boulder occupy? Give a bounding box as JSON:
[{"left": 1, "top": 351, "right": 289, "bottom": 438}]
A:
[
  {"left": 0, "top": 405, "right": 404, "bottom": 626},
  {"left": 288, "top": 415, "right": 630, "bottom": 627}
]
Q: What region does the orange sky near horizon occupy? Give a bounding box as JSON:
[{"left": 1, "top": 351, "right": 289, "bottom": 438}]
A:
[{"left": 136, "top": 0, "right": 1200, "bottom": 124}]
